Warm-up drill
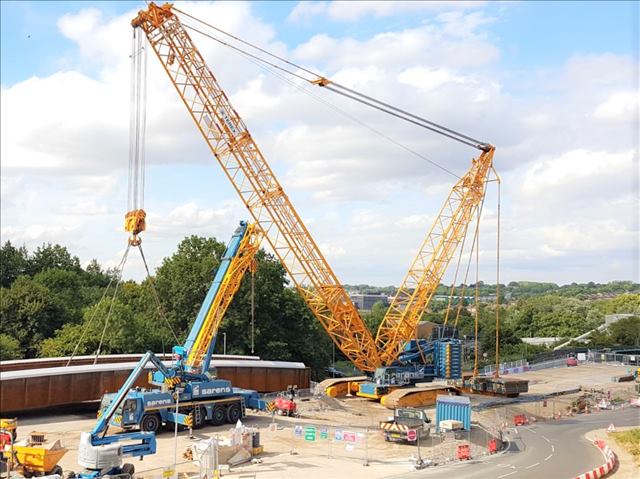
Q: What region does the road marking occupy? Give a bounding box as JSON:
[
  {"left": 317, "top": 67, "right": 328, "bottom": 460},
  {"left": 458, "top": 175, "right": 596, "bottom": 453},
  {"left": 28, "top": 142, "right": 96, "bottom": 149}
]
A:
[
  {"left": 544, "top": 454, "right": 553, "bottom": 462},
  {"left": 526, "top": 462, "right": 540, "bottom": 469},
  {"left": 497, "top": 471, "right": 518, "bottom": 478},
  {"left": 524, "top": 426, "right": 536, "bottom": 433},
  {"left": 541, "top": 435, "right": 551, "bottom": 443},
  {"left": 551, "top": 445, "right": 555, "bottom": 452}
]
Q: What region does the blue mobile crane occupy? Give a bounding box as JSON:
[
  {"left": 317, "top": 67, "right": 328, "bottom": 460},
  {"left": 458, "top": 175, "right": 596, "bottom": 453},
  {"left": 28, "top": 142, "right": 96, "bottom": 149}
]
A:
[{"left": 78, "top": 222, "right": 264, "bottom": 477}]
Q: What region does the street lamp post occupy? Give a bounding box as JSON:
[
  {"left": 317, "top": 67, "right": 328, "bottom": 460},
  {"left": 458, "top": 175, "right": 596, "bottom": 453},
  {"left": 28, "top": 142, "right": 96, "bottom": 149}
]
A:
[{"left": 223, "top": 333, "right": 226, "bottom": 355}]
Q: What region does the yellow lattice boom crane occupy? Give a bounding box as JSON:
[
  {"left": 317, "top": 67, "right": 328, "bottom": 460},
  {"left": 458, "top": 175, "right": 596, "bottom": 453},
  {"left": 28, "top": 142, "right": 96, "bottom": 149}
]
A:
[
  {"left": 131, "top": 2, "right": 381, "bottom": 372},
  {"left": 130, "top": 3, "right": 503, "bottom": 385}
]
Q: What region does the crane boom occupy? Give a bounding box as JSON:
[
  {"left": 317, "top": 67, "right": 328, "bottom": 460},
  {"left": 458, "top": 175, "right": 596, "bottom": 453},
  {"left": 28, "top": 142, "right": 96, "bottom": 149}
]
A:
[
  {"left": 184, "top": 222, "right": 262, "bottom": 371},
  {"left": 375, "top": 148, "right": 495, "bottom": 364},
  {"left": 132, "top": 3, "right": 381, "bottom": 371}
]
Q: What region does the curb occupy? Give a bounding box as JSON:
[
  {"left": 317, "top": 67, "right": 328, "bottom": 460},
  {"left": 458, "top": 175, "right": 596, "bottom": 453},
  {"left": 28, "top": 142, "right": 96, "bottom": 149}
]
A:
[{"left": 573, "top": 439, "right": 617, "bottom": 479}]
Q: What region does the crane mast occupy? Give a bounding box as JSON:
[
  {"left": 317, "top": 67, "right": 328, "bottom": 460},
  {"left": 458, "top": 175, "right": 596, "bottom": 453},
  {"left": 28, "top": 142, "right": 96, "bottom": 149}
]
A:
[
  {"left": 376, "top": 148, "right": 495, "bottom": 364},
  {"left": 132, "top": 3, "right": 381, "bottom": 372}
]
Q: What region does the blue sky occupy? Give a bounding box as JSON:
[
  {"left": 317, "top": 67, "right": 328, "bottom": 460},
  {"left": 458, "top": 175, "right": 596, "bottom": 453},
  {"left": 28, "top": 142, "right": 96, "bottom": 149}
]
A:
[
  {"left": 2, "top": 1, "right": 636, "bottom": 86},
  {"left": 1, "top": 1, "right": 638, "bottom": 285}
]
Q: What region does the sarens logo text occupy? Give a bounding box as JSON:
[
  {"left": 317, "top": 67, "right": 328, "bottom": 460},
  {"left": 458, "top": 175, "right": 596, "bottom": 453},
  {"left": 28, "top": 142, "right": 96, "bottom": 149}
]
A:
[
  {"left": 146, "top": 398, "right": 172, "bottom": 407},
  {"left": 193, "top": 385, "right": 231, "bottom": 396}
]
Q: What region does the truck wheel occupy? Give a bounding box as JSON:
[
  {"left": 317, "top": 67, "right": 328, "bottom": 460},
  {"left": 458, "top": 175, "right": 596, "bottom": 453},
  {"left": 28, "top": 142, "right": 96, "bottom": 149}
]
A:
[
  {"left": 50, "top": 465, "right": 63, "bottom": 477},
  {"left": 141, "top": 414, "right": 161, "bottom": 433},
  {"left": 226, "top": 403, "right": 241, "bottom": 424},
  {"left": 210, "top": 405, "right": 226, "bottom": 426},
  {"left": 64, "top": 471, "right": 75, "bottom": 479},
  {"left": 121, "top": 463, "right": 135, "bottom": 477}
]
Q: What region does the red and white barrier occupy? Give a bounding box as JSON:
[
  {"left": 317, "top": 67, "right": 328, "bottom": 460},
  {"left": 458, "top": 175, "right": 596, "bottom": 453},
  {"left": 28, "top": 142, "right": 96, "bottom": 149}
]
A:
[{"left": 573, "top": 440, "right": 617, "bottom": 479}]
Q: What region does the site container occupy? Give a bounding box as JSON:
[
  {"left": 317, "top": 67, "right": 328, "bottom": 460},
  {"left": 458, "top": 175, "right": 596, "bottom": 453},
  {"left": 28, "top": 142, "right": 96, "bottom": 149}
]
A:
[{"left": 435, "top": 395, "right": 471, "bottom": 431}]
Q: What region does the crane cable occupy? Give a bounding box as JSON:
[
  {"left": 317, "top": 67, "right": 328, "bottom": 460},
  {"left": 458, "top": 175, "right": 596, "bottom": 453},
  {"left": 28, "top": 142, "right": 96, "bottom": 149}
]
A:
[
  {"left": 137, "top": 244, "right": 180, "bottom": 343},
  {"left": 94, "top": 247, "right": 131, "bottom": 363},
  {"left": 473, "top": 204, "right": 481, "bottom": 378},
  {"left": 174, "top": 7, "right": 489, "bottom": 152},
  {"left": 442, "top": 219, "right": 472, "bottom": 326},
  {"left": 494, "top": 175, "right": 502, "bottom": 378},
  {"left": 65, "top": 245, "right": 131, "bottom": 366},
  {"left": 128, "top": 28, "right": 147, "bottom": 213},
  {"left": 178, "top": 18, "right": 461, "bottom": 178}
]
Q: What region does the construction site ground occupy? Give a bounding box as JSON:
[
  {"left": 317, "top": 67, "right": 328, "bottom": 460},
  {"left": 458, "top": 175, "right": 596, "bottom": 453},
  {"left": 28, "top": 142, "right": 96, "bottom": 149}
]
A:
[{"left": 11, "top": 362, "right": 638, "bottom": 479}]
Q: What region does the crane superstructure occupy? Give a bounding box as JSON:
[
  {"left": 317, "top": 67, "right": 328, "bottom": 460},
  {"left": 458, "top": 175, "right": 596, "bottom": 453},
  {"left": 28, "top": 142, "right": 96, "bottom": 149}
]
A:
[
  {"left": 130, "top": 3, "right": 498, "bottom": 377},
  {"left": 78, "top": 222, "right": 264, "bottom": 477}
]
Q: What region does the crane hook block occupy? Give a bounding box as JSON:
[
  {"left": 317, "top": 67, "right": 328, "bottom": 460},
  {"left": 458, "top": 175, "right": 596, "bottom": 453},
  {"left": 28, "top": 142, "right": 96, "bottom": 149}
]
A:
[{"left": 125, "top": 209, "right": 147, "bottom": 244}]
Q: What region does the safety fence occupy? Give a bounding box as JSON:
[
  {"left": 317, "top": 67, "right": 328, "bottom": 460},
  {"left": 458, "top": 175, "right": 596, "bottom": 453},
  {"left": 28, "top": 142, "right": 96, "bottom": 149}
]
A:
[
  {"left": 285, "top": 419, "right": 503, "bottom": 467},
  {"left": 135, "top": 441, "right": 217, "bottom": 479},
  {"left": 483, "top": 349, "right": 640, "bottom": 376},
  {"left": 483, "top": 359, "right": 529, "bottom": 376},
  {"left": 587, "top": 351, "right": 639, "bottom": 366},
  {"left": 486, "top": 388, "right": 637, "bottom": 430}
]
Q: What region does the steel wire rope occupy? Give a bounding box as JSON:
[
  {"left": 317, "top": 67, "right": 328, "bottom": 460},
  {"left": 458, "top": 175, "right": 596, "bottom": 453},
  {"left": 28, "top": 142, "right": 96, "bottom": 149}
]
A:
[
  {"left": 94, "top": 246, "right": 132, "bottom": 364},
  {"left": 453, "top": 181, "right": 490, "bottom": 331},
  {"left": 66, "top": 244, "right": 131, "bottom": 366},
  {"left": 180, "top": 20, "right": 460, "bottom": 179},
  {"left": 494, "top": 175, "right": 502, "bottom": 377},
  {"left": 473, "top": 203, "right": 481, "bottom": 378},
  {"left": 137, "top": 243, "right": 180, "bottom": 343},
  {"left": 175, "top": 7, "right": 488, "bottom": 150},
  {"left": 442, "top": 220, "right": 472, "bottom": 326}
]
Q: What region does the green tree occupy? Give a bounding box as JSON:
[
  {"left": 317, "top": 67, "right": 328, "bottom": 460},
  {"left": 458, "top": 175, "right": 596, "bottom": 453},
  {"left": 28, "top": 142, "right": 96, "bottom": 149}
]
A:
[
  {"left": 154, "top": 235, "right": 226, "bottom": 335},
  {"left": 28, "top": 243, "right": 82, "bottom": 276},
  {"left": 0, "top": 333, "right": 21, "bottom": 360},
  {"left": 608, "top": 316, "right": 640, "bottom": 346},
  {"left": 0, "top": 241, "right": 29, "bottom": 288},
  {"left": 0, "top": 276, "right": 66, "bottom": 357},
  {"left": 362, "top": 301, "right": 388, "bottom": 334},
  {"left": 40, "top": 282, "right": 174, "bottom": 357}
]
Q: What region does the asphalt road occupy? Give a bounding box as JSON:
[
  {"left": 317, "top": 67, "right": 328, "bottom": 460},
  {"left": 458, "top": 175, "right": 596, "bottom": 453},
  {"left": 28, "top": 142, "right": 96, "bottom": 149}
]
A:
[{"left": 390, "top": 408, "right": 639, "bottom": 479}]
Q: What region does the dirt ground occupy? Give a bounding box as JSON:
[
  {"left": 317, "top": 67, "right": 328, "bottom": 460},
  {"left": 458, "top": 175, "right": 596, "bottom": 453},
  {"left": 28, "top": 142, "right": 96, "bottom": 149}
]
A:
[{"left": 8, "top": 362, "right": 638, "bottom": 478}]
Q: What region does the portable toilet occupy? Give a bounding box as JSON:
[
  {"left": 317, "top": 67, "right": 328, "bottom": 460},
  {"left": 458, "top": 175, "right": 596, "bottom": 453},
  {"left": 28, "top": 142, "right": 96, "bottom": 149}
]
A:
[{"left": 436, "top": 395, "right": 471, "bottom": 431}]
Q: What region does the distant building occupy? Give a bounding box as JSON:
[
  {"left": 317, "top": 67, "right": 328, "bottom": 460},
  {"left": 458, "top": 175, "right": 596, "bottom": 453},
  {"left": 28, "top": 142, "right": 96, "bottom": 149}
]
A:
[{"left": 349, "top": 293, "right": 389, "bottom": 311}]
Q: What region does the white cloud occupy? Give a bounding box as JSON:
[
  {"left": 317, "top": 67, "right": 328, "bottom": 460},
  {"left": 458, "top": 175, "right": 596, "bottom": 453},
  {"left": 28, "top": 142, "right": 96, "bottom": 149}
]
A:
[
  {"left": 398, "top": 67, "right": 466, "bottom": 91},
  {"left": 1, "top": 3, "right": 637, "bottom": 286},
  {"left": 288, "top": 1, "right": 485, "bottom": 23},
  {"left": 593, "top": 91, "right": 640, "bottom": 122}
]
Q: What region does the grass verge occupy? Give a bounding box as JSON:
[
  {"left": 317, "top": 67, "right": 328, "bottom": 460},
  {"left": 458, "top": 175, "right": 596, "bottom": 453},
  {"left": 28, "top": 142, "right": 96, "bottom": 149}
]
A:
[{"left": 610, "top": 428, "right": 640, "bottom": 463}]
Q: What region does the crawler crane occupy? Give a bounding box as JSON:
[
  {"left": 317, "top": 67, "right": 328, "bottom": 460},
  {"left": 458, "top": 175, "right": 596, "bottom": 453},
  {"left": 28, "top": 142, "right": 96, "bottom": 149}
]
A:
[{"left": 130, "top": 3, "right": 526, "bottom": 408}]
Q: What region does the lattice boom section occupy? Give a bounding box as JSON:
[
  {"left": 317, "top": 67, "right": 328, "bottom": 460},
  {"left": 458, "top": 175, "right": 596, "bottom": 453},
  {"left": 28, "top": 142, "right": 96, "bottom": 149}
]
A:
[
  {"left": 133, "top": 4, "right": 381, "bottom": 371},
  {"left": 376, "top": 150, "right": 494, "bottom": 364}
]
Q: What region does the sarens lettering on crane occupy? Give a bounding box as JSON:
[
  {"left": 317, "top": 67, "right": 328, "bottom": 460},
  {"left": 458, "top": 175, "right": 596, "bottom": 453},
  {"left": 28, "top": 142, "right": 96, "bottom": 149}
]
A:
[
  {"left": 217, "top": 107, "right": 239, "bottom": 136},
  {"left": 192, "top": 384, "right": 232, "bottom": 396},
  {"left": 145, "top": 398, "right": 173, "bottom": 407}
]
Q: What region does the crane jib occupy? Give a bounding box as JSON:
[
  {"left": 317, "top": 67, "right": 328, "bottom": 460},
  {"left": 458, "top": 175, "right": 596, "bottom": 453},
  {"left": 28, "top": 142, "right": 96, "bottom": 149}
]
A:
[{"left": 131, "top": 2, "right": 497, "bottom": 371}]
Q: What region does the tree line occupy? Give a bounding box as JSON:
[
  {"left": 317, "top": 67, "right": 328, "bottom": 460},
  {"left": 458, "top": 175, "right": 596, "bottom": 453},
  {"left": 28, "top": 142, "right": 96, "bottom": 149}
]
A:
[
  {"left": 0, "top": 239, "right": 331, "bottom": 378},
  {"left": 1, "top": 240, "right": 638, "bottom": 375}
]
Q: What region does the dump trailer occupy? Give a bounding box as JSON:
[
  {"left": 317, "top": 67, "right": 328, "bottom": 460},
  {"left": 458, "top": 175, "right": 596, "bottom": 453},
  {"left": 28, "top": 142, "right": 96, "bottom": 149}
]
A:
[{"left": 379, "top": 408, "right": 431, "bottom": 443}]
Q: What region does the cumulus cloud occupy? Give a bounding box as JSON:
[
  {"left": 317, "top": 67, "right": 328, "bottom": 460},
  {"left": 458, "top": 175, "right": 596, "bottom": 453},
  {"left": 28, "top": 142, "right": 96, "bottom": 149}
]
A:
[
  {"left": 593, "top": 91, "right": 640, "bottom": 122},
  {"left": 1, "top": 2, "right": 637, "bottom": 285},
  {"left": 288, "top": 1, "right": 484, "bottom": 23}
]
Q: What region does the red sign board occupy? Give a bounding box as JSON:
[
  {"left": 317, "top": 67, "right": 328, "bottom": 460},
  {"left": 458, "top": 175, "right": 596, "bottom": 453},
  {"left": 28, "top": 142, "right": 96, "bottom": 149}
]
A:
[
  {"left": 343, "top": 431, "right": 356, "bottom": 442},
  {"left": 407, "top": 429, "right": 417, "bottom": 441}
]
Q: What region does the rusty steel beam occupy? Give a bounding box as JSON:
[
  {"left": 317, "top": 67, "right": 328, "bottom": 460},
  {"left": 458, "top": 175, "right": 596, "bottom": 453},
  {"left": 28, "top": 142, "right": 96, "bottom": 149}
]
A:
[{"left": 0, "top": 356, "right": 310, "bottom": 414}]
